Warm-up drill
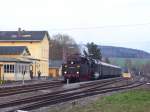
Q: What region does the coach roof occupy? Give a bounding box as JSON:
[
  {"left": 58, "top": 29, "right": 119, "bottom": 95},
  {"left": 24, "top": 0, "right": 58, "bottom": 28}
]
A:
[
  {"left": 100, "top": 61, "right": 121, "bottom": 69},
  {"left": 0, "top": 31, "right": 50, "bottom": 42}
]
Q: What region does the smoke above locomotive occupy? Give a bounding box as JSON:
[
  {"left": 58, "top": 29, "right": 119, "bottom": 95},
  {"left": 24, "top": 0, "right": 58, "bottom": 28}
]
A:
[{"left": 79, "top": 44, "right": 89, "bottom": 56}]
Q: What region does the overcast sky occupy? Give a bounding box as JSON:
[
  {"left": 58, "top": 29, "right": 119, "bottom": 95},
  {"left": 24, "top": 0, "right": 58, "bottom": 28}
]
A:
[{"left": 0, "top": 0, "right": 150, "bottom": 52}]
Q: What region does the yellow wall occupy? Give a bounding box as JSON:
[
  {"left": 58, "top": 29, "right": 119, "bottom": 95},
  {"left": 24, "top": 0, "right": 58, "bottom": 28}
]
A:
[
  {"left": 39, "top": 35, "right": 49, "bottom": 76},
  {"left": 0, "top": 35, "right": 49, "bottom": 59},
  {"left": 0, "top": 34, "right": 49, "bottom": 77}
]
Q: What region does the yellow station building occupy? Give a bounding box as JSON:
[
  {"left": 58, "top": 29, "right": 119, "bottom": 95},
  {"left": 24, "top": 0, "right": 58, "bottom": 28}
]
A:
[{"left": 0, "top": 29, "right": 50, "bottom": 80}]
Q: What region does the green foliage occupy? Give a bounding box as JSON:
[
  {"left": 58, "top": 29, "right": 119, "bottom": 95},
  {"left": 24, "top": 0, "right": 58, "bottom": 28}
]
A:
[
  {"left": 87, "top": 42, "right": 102, "bottom": 60},
  {"left": 110, "top": 58, "right": 150, "bottom": 68},
  {"left": 49, "top": 90, "right": 150, "bottom": 112},
  {"left": 0, "top": 80, "right": 6, "bottom": 84}
]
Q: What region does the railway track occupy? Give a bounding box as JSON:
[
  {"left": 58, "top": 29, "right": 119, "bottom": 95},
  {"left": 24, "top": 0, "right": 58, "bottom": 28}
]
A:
[
  {"left": 0, "top": 81, "right": 63, "bottom": 97},
  {"left": 0, "top": 77, "right": 123, "bottom": 108},
  {"left": 0, "top": 80, "right": 62, "bottom": 90},
  {"left": 0, "top": 77, "right": 141, "bottom": 112},
  {"left": 0, "top": 77, "right": 121, "bottom": 97},
  {"left": 20, "top": 81, "right": 144, "bottom": 111},
  {"left": 0, "top": 80, "right": 62, "bottom": 89}
]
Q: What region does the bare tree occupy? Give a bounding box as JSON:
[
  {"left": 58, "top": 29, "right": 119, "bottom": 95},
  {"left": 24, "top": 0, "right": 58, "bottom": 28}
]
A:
[
  {"left": 125, "top": 59, "right": 132, "bottom": 68},
  {"left": 124, "top": 59, "right": 132, "bottom": 72},
  {"left": 141, "top": 62, "right": 150, "bottom": 77},
  {"left": 53, "top": 34, "right": 76, "bottom": 45},
  {"left": 49, "top": 39, "right": 63, "bottom": 60},
  {"left": 49, "top": 34, "right": 79, "bottom": 60}
]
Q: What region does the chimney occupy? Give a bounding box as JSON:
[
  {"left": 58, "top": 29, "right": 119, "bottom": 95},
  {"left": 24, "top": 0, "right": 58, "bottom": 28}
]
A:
[
  {"left": 18, "top": 27, "right": 21, "bottom": 32},
  {"left": 18, "top": 27, "right": 22, "bottom": 37}
]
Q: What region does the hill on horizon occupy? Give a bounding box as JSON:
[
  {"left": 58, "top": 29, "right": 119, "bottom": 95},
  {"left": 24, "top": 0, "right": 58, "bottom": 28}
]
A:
[{"left": 99, "top": 46, "right": 150, "bottom": 59}]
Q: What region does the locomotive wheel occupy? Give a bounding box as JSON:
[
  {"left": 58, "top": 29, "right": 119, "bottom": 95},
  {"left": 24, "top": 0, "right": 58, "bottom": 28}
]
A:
[{"left": 63, "top": 78, "right": 67, "bottom": 83}]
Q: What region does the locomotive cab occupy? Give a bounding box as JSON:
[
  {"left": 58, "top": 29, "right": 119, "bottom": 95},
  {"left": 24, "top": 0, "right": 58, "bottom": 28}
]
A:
[
  {"left": 88, "top": 59, "right": 101, "bottom": 80},
  {"left": 62, "top": 55, "right": 90, "bottom": 82}
]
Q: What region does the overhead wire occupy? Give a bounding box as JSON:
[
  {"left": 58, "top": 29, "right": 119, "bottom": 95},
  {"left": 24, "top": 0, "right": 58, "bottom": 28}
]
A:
[{"left": 49, "top": 23, "right": 150, "bottom": 31}]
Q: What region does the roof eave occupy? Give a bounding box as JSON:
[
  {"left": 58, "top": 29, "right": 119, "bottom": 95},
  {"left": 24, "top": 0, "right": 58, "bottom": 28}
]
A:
[{"left": 0, "top": 40, "right": 41, "bottom": 42}]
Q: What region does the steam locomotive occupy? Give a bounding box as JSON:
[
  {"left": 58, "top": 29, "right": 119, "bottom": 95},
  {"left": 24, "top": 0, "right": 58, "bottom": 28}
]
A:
[{"left": 62, "top": 54, "right": 122, "bottom": 82}]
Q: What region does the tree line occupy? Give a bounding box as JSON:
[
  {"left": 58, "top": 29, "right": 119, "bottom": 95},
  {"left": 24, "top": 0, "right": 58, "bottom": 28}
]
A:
[{"left": 49, "top": 34, "right": 102, "bottom": 61}]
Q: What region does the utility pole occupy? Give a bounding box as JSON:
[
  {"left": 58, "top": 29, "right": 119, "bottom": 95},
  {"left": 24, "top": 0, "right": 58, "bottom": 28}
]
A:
[{"left": 62, "top": 46, "right": 67, "bottom": 63}]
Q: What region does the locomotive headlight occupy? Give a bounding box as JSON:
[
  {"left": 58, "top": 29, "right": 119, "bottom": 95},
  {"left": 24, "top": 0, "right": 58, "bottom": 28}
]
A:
[
  {"left": 64, "top": 65, "right": 67, "bottom": 68},
  {"left": 64, "top": 71, "right": 67, "bottom": 74},
  {"left": 76, "top": 71, "right": 79, "bottom": 74},
  {"left": 77, "top": 65, "right": 80, "bottom": 68}
]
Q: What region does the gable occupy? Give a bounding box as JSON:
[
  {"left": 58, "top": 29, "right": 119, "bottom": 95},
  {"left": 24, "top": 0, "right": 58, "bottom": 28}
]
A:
[
  {"left": 22, "top": 47, "right": 31, "bottom": 56},
  {"left": 42, "top": 34, "right": 50, "bottom": 44}
]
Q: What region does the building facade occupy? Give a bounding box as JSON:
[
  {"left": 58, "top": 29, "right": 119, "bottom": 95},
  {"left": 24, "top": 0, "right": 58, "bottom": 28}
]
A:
[
  {"left": 0, "top": 30, "right": 50, "bottom": 80},
  {"left": 0, "top": 46, "right": 32, "bottom": 80},
  {"left": 49, "top": 60, "right": 63, "bottom": 78}
]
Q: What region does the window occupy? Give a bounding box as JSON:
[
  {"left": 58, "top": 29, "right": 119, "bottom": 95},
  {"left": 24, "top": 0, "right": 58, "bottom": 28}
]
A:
[
  {"left": 4, "top": 65, "right": 7, "bottom": 73},
  {"left": 4, "top": 64, "right": 15, "bottom": 73},
  {"left": 10, "top": 65, "right": 14, "bottom": 73}
]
